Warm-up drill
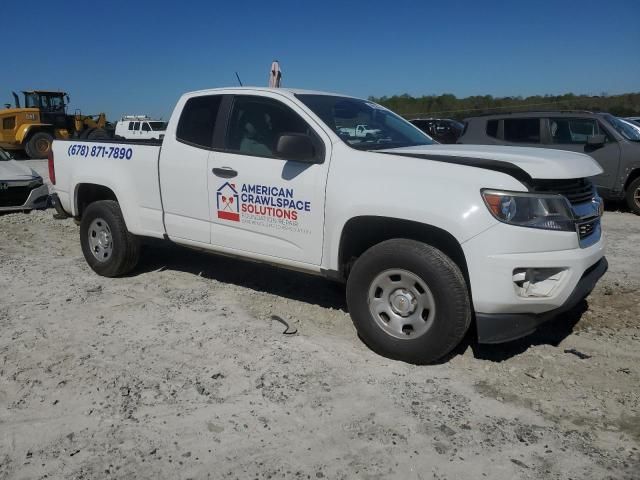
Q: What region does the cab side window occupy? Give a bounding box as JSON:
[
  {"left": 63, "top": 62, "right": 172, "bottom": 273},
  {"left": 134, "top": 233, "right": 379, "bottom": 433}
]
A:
[
  {"left": 176, "top": 95, "right": 222, "bottom": 148},
  {"left": 486, "top": 120, "right": 499, "bottom": 138},
  {"left": 128, "top": 122, "right": 134, "bottom": 131},
  {"left": 503, "top": 118, "right": 540, "bottom": 143},
  {"left": 133, "top": 122, "right": 140, "bottom": 131},
  {"left": 225, "top": 96, "right": 315, "bottom": 158},
  {"left": 142, "top": 122, "right": 150, "bottom": 132},
  {"left": 549, "top": 118, "right": 598, "bottom": 144}
]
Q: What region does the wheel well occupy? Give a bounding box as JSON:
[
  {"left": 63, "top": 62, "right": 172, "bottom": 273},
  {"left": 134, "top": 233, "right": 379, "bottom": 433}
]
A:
[
  {"left": 75, "top": 184, "right": 118, "bottom": 218},
  {"left": 624, "top": 168, "right": 640, "bottom": 191},
  {"left": 338, "top": 216, "right": 469, "bottom": 282},
  {"left": 24, "top": 127, "right": 54, "bottom": 142}
]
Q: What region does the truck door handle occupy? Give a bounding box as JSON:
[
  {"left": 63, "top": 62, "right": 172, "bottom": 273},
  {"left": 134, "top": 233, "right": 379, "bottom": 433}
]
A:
[{"left": 212, "top": 167, "right": 238, "bottom": 178}]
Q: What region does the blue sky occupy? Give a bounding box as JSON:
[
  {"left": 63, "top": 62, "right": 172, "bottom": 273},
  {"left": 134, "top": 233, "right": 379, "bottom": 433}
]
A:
[{"left": 4, "top": 0, "right": 639, "bottom": 119}]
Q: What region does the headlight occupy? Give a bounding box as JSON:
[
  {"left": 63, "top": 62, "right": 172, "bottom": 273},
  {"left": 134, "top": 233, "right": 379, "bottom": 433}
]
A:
[{"left": 481, "top": 189, "right": 575, "bottom": 231}]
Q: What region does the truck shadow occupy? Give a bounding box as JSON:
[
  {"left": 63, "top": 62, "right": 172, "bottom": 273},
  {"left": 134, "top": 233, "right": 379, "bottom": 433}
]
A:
[
  {"left": 136, "top": 242, "right": 588, "bottom": 362},
  {"left": 136, "top": 242, "right": 347, "bottom": 310},
  {"left": 447, "top": 301, "right": 587, "bottom": 363}
]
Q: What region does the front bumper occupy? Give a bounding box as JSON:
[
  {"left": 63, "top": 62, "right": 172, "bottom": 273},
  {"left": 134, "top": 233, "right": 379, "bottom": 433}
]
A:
[
  {"left": 462, "top": 219, "right": 606, "bottom": 343},
  {"left": 0, "top": 183, "right": 49, "bottom": 212},
  {"left": 476, "top": 257, "right": 607, "bottom": 343}
]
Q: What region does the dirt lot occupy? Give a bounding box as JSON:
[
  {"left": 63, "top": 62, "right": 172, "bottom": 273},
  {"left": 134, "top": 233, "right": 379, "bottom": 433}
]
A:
[{"left": 1, "top": 160, "right": 639, "bottom": 479}]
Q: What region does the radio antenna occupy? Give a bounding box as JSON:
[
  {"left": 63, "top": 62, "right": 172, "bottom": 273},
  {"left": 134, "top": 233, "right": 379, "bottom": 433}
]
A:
[{"left": 235, "top": 72, "right": 243, "bottom": 87}]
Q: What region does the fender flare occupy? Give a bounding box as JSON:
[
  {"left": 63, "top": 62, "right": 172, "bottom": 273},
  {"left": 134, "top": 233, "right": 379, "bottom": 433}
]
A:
[{"left": 16, "top": 123, "right": 53, "bottom": 144}]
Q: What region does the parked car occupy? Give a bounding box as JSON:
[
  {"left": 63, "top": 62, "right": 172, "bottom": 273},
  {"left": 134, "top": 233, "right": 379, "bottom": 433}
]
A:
[
  {"left": 410, "top": 118, "right": 463, "bottom": 144},
  {"left": 49, "top": 88, "right": 606, "bottom": 364},
  {"left": 115, "top": 116, "right": 167, "bottom": 141},
  {"left": 0, "top": 147, "right": 49, "bottom": 212},
  {"left": 625, "top": 116, "right": 640, "bottom": 127},
  {"left": 458, "top": 111, "right": 640, "bottom": 214}
]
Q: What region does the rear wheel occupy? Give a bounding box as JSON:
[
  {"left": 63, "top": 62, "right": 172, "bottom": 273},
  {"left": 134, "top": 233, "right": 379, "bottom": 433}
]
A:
[
  {"left": 346, "top": 239, "right": 471, "bottom": 364},
  {"left": 25, "top": 131, "right": 54, "bottom": 159},
  {"left": 625, "top": 177, "right": 640, "bottom": 215},
  {"left": 80, "top": 200, "right": 140, "bottom": 277}
]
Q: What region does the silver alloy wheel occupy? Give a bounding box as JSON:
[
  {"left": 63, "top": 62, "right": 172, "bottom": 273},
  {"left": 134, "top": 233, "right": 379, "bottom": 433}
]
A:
[
  {"left": 367, "top": 268, "right": 436, "bottom": 339},
  {"left": 634, "top": 186, "right": 640, "bottom": 207},
  {"left": 88, "top": 218, "right": 113, "bottom": 262}
]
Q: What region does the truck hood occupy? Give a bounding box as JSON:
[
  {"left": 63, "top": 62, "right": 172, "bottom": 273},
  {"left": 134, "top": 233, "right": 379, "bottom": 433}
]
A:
[
  {"left": 381, "top": 144, "right": 603, "bottom": 180},
  {"left": 0, "top": 160, "right": 41, "bottom": 181}
]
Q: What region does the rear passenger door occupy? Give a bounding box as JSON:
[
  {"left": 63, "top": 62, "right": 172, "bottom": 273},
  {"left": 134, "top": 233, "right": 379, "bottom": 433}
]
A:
[
  {"left": 545, "top": 117, "right": 621, "bottom": 191},
  {"left": 160, "top": 94, "right": 223, "bottom": 243}
]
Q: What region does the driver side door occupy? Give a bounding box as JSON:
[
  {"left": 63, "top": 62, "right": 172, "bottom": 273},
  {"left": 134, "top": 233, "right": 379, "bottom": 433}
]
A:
[{"left": 207, "top": 94, "right": 330, "bottom": 265}]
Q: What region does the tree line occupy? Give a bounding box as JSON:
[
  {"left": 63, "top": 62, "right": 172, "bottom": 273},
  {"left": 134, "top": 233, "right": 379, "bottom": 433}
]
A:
[{"left": 369, "top": 92, "right": 640, "bottom": 119}]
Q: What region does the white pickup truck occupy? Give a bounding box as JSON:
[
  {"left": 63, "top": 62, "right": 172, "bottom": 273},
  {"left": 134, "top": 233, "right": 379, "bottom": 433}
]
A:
[
  {"left": 49, "top": 87, "right": 607, "bottom": 364},
  {"left": 338, "top": 124, "right": 382, "bottom": 138}
]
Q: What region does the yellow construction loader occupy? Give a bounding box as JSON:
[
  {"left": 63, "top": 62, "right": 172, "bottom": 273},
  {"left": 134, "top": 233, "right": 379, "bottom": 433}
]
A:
[{"left": 0, "top": 90, "right": 112, "bottom": 159}]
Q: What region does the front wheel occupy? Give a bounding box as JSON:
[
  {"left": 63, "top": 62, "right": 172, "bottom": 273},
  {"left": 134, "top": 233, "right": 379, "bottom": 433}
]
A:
[
  {"left": 625, "top": 177, "right": 640, "bottom": 215},
  {"left": 346, "top": 239, "right": 471, "bottom": 364},
  {"left": 80, "top": 200, "right": 140, "bottom": 277}
]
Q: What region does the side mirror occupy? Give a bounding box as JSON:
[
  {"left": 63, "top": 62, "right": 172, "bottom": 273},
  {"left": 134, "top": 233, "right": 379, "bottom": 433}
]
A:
[
  {"left": 587, "top": 134, "right": 605, "bottom": 146},
  {"left": 275, "top": 133, "right": 318, "bottom": 163}
]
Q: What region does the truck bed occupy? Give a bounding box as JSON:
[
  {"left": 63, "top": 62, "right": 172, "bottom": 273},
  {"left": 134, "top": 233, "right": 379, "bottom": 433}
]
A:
[{"left": 52, "top": 139, "right": 165, "bottom": 239}]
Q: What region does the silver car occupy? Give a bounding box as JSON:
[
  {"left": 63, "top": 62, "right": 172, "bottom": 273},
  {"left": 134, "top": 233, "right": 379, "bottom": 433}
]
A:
[{"left": 0, "top": 148, "right": 49, "bottom": 212}]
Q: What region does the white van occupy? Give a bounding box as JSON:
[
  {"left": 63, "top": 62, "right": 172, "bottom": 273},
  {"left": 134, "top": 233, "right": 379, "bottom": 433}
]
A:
[{"left": 115, "top": 116, "right": 166, "bottom": 141}]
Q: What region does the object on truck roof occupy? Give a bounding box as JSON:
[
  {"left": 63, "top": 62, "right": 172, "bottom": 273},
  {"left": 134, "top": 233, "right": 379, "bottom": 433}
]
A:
[
  {"left": 121, "top": 115, "right": 153, "bottom": 121},
  {"left": 269, "top": 61, "right": 282, "bottom": 88}
]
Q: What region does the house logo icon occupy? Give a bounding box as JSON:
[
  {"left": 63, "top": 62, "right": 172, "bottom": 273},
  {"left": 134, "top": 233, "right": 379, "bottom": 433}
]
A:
[{"left": 216, "top": 182, "right": 240, "bottom": 222}]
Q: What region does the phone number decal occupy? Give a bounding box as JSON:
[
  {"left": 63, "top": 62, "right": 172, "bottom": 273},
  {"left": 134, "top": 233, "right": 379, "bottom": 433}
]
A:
[{"left": 67, "top": 144, "right": 133, "bottom": 160}]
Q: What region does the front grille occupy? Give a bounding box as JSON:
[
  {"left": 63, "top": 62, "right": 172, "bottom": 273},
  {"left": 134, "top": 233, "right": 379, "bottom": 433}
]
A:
[
  {"left": 0, "top": 186, "right": 31, "bottom": 207},
  {"left": 530, "top": 178, "right": 595, "bottom": 205}
]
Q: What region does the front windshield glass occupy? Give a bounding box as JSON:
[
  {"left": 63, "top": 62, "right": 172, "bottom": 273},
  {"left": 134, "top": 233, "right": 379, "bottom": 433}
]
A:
[
  {"left": 296, "top": 94, "right": 435, "bottom": 150},
  {"left": 149, "top": 121, "right": 167, "bottom": 131},
  {"left": 604, "top": 114, "right": 640, "bottom": 142},
  {"left": 0, "top": 148, "right": 11, "bottom": 161}
]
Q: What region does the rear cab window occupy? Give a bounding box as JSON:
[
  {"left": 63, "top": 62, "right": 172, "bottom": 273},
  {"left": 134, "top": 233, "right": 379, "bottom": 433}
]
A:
[{"left": 176, "top": 95, "right": 223, "bottom": 148}]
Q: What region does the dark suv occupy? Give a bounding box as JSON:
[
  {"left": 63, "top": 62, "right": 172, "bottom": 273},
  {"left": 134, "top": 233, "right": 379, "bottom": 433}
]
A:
[
  {"left": 458, "top": 112, "right": 640, "bottom": 214},
  {"left": 410, "top": 118, "right": 463, "bottom": 144}
]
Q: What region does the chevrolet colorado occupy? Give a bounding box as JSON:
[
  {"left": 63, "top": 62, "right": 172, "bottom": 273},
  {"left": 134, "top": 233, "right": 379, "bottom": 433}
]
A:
[{"left": 49, "top": 88, "right": 607, "bottom": 363}]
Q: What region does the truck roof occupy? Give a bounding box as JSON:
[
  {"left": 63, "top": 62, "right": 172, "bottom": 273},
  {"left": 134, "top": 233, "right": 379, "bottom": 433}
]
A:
[
  {"left": 184, "top": 86, "right": 357, "bottom": 99},
  {"left": 22, "top": 90, "right": 66, "bottom": 95}
]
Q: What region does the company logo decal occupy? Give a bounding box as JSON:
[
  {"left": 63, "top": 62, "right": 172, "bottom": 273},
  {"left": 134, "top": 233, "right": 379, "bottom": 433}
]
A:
[
  {"left": 216, "top": 182, "right": 240, "bottom": 221},
  {"left": 215, "top": 182, "right": 312, "bottom": 234}
]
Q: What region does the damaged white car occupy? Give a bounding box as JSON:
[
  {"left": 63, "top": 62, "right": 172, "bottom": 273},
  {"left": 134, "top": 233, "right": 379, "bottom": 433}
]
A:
[{"left": 0, "top": 148, "right": 49, "bottom": 212}]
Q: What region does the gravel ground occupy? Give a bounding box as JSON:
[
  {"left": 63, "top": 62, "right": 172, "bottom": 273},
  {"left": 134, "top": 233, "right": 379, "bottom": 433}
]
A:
[{"left": 0, "top": 160, "right": 639, "bottom": 479}]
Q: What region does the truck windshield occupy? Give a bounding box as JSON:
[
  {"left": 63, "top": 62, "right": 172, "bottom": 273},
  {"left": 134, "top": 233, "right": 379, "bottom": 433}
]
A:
[
  {"left": 0, "top": 149, "right": 10, "bottom": 161},
  {"left": 296, "top": 94, "right": 435, "bottom": 150},
  {"left": 149, "top": 121, "right": 167, "bottom": 131}
]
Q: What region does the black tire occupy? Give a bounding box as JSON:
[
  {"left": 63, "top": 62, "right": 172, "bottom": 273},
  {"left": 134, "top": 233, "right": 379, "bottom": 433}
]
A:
[
  {"left": 625, "top": 177, "right": 640, "bottom": 215},
  {"left": 25, "top": 131, "right": 54, "bottom": 159},
  {"left": 87, "top": 128, "right": 110, "bottom": 140},
  {"left": 80, "top": 200, "right": 140, "bottom": 277},
  {"left": 346, "top": 239, "right": 471, "bottom": 364}
]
